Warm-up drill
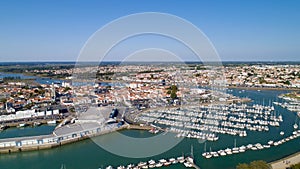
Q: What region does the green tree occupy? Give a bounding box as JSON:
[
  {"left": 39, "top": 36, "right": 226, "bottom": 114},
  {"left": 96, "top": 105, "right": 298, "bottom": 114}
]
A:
[
  {"left": 24, "top": 103, "right": 33, "bottom": 109},
  {"left": 167, "top": 85, "right": 178, "bottom": 100},
  {"left": 236, "top": 160, "right": 270, "bottom": 169},
  {"left": 171, "top": 85, "right": 178, "bottom": 91},
  {"left": 258, "top": 77, "right": 266, "bottom": 84},
  {"left": 249, "top": 160, "right": 270, "bottom": 169},
  {"left": 288, "top": 163, "right": 300, "bottom": 169},
  {"left": 170, "top": 92, "right": 177, "bottom": 100},
  {"left": 236, "top": 163, "right": 251, "bottom": 169},
  {"left": 0, "top": 98, "right": 7, "bottom": 103},
  {"left": 284, "top": 80, "right": 291, "bottom": 85},
  {"left": 63, "top": 87, "right": 71, "bottom": 92},
  {"left": 38, "top": 89, "right": 46, "bottom": 95}
]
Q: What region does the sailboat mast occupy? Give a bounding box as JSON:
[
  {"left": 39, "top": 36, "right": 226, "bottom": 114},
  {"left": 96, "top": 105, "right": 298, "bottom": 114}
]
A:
[
  {"left": 234, "top": 139, "right": 236, "bottom": 148},
  {"left": 191, "top": 145, "right": 194, "bottom": 158}
]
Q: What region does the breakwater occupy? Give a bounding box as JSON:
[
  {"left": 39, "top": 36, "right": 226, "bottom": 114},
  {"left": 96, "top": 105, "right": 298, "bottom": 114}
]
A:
[{"left": 0, "top": 123, "right": 129, "bottom": 154}]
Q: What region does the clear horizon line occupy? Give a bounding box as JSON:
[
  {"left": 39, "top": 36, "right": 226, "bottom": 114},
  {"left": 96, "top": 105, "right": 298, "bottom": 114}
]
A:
[{"left": 1, "top": 60, "right": 300, "bottom": 63}]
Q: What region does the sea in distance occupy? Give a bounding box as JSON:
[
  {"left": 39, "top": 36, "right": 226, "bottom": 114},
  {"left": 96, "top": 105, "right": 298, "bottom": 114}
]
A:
[
  {"left": 0, "top": 88, "right": 299, "bottom": 169},
  {"left": 1, "top": 61, "right": 300, "bottom": 67}
]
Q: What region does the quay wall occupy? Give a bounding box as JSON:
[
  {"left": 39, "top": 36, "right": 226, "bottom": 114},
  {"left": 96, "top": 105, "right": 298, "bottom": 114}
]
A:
[
  {"left": 126, "top": 124, "right": 153, "bottom": 130},
  {"left": 0, "top": 124, "right": 129, "bottom": 154},
  {"left": 227, "top": 85, "right": 300, "bottom": 91}
]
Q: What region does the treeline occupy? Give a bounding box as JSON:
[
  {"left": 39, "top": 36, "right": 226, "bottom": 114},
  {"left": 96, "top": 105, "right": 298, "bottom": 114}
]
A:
[
  {"left": 0, "top": 65, "right": 74, "bottom": 73},
  {"left": 2, "top": 76, "right": 21, "bottom": 80},
  {"left": 236, "top": 160, "right": 271, "bottom": 169},
  {"left": 138, "top": 69, "right": 164, "bottom": 74},
  {"left": 34, "top": 72, "right": 71, "bottom": 79},
  {"left": 287, "top": 162, "right": 300, "bottom": 169}
]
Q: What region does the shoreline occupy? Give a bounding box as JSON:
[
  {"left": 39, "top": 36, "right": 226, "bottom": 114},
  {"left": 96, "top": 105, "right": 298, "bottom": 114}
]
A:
[
  {"left": 2, "top": 71, "right": 299, "bottom": 91},
  {"left": 227, "top": 85, "right": 300, "bottom": 91},
  {"left": 1, "top": 123, "right": 300, "bottom": 169},
  {"left": 0, "top": 124, "right": 150, "bottom": 154},
  {"left": 270, "top": 151, "right": 300, "bottom": 169}
]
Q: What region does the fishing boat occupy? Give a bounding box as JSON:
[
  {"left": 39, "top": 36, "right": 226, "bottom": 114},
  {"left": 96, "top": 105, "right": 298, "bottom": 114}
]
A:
[
  {"left": 149, "top": 128, "right": 159, "bottom": 134},
  {"left": 225, "top": 148, "right": 232, "bottom": 154},
  {"left": 168, "top": 158, "right": 177, "bottom": 164},
  {"left": 33, "top": 122, "right": 41, "bottom": 126},
  {"left": 205, "top": 147, "right": 213, "bottom": 158},
  {"left": 239, "top": 145, "right": 246, "bottom": 152},
  {"left": 158, "top": 159, "right": 167, "bottom": 164},
  {"left": 177, "top": 156, "right": 185, "bottom": 163},
  {"left": 155, "top": 163, "right": 163, "bottom": 167},
  {"left": 148, "top": 160, "right": 155, "bottom": 165},
  {"left": 183, "top": 162, "right": 193, "bottom": 167},
  {"left": 126, "top": 164, "right": 134, "bottom": 168},
  {"left": 148, "top": 164, "right": 155, "bottom": 168},
  {"left": 219, "top": 150, "right": 227, "bottom": 156},
  {"left": 106, "top": 166, "right": 113, "bottom": 169},
  {"left": 212, "top": 152, "right": 219, "bottom": 157},
  {"left": 148, "top": 160, "right": 156, "bottom": 168},
  {"left": 137, "top": 161, "right": 147, "bottom": 167},
  {"left": 294, "top": 123, "right": 298, "bottom": 129},
  {"left": 164, "top": 161, "right": 171, "bottom": 166},
  {"left": 246, "top": 144, "right": 253, "bottom": 149},
  {"left": 47, "top": 120, "right": 57, "bottom": 125},
  {"left": 251, "top": 146, "right": 258, "bottom": 150},
  {"left": 18, "top": 123, "right": 27, "bottom": 127},
  {"left": 0, "top": 125, "right": 7, "bottom": 131}
]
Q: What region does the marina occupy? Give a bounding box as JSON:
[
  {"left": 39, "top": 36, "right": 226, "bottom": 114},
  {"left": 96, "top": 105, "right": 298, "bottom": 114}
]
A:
[
  {"left": 101, "top": 146, "right": 200, "bottom": 169},
  {"left": 0, "top": 89, "right": 300, "bottom": 169},
  {"left": 1, "top": 1, "right": 300, "bottom": 168},
  {"left": 102, "top": 156, "right": 198, "bottom": 169},
  {"left": 274, "top": 94, "right": 300, "bottom": 116},
  {"left": 202, "top": 129, "right": 300, "bottom": 159},
  {"left": 137, "top": 101, "right": 283, "bottom": 142}
]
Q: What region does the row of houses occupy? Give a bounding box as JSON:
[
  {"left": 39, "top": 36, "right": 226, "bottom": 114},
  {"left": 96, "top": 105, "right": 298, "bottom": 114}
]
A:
[{"left": 0, "top": 109, "right": 60, "bottom": 122}]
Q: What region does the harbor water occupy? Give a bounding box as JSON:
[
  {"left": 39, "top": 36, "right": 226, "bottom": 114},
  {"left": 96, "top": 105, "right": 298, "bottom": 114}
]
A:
[
  {"left": 0, "top": 72, "right": 64, "bottom": 85},
  {"left": 0, "top": 89, "right": 300, "bottom": 169},
  {"left": 0, "top": 125, "right": 55, "bottom": 139}
]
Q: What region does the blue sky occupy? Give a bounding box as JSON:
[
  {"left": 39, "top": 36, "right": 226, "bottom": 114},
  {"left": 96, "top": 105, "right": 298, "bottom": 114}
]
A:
[{"left": 0, "top": 0, "right": 299, "bottom": 62}]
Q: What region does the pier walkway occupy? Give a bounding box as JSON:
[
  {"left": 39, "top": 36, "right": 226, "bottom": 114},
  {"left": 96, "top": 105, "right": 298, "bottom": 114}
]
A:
[
  {"left": 0, "top": 106, "right": 128, "bottom": 153},
  {"left": 270, "top": 151, "right": 300, "bottom": 169},
  {"left": 0, "top": 122, "right": 124, "bottom": 153}
]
